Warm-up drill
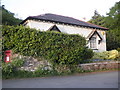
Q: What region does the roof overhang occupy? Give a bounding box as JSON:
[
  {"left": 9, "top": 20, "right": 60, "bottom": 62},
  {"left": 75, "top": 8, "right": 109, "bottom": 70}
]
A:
[{"left": 20, "top": 15, "right": 109, "bottom": 31}]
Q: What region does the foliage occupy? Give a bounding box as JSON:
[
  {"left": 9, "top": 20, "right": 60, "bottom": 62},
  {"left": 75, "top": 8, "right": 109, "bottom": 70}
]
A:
[
  {"left": 2, "top": 58, "right": 59, "bottom": 79},
  {"left": 2, "top": 58, "right": 24, "bottom": 79},
  {"left": 105, "top": 1, "right": 120, "bottom": 29},
  {"left": 33, "top": 68, "right": 59, "bottom": 77},
  {"left": 2, "top": 64, "right": 83, "bottom": 79},
  {"left": 54, "top": 64, "right": 84, "bottom": 74},
  {"left": 2, "top": 25, "right": 93, "bottom": 65},
  {"left": 106, "top": 1, "right": 120, "bottom": 50},
  {"left": 117, "top": 48, "right": 120, "bottom": 52},
  {"left": 0, "top": 5, "right": 22, "bottom": 25},
  {"left": 88, "top": 10, "right": 106, "bottom": 27},
  {"left": 106, "top": 28, "right": 120, "bottom": 50},
  {"left": 88, "top": 1, "right": 120, "bottom": 50},
  {"left": 92, "top": 50, "right": 119, "bottom": 60}
]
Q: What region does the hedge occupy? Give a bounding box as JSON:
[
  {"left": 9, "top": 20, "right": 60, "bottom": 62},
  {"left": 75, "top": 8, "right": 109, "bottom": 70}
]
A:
[{"left": 2, "top": 25, "right": 93, "bottom": 65}]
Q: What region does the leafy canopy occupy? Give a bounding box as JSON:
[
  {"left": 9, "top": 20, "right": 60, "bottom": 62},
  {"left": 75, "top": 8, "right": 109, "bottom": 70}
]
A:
[
  {"left": 1, "top": 5, "right": 22, "bottom": 25},
  {"left": 88, "top": 1, "right": 120, "bottom": 50}
]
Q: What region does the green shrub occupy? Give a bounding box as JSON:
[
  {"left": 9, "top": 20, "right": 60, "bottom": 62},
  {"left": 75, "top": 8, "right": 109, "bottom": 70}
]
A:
[
  {"left": 117, "top": 48, "right": 120, "bottom": 52},
  {"left": 92, "top": 51, "right": 109, "bottom": 60},
  {"left": 92, "top": 50, "right": 119, "bottom": 60},
  {"left": 116, "top": 52, "right": 120, "bottom": 60},
  {"left": 2, "top": 25, "right": 93, "bottom": 65},
  {"left": 2, "top": 58, "right": 24, "bottom": 79},
  {"left": 108, "top": 50, "right": 119, "bottom": 60},
  {"left": 34, "top": 68, "right": 59, "bottom": 77}
]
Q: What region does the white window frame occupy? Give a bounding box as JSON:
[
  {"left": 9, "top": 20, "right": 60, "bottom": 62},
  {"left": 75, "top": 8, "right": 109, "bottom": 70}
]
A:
[{"left": 89, "top": 36, "right": 97, "bottom": 49}]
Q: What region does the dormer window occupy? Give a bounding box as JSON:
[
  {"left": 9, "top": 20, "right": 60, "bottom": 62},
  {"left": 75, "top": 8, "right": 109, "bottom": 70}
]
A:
[
  {"left": 48, "top": 25, "right": 61, "bottom": 32},
  {"left": 87, "top": 30, "right": 103, "bottom": 50},
  {"left": 23, "top": 21, "right": 28, "bottom": 26}
]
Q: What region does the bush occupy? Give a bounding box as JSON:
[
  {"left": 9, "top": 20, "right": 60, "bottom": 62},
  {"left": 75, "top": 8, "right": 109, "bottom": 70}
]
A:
[
  {"left": 108, "top": 50, "right": 119, "bottom": 60},
  {"left": 92, "top": 50, "right": 119, "bottom": 60},
  {"left": 2, "top": 25, "right": 93, "bottom": 65},
  {"left": 2, "top": 58, "right": 24, "bottom": 79},
  {"left": 117, "top": 48, "right": 120, "bottom": 52}
]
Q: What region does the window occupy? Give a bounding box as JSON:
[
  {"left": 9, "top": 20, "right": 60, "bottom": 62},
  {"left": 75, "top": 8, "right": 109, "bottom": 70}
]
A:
[
  {"left": 90, "top": 37, "right": 97, "bottom": 49},
  {"left": 48, "top": 25, "right": 61, "bottom": 32},
  {"left": 87, "top": 31, "right": 103, "bottom": 50}
]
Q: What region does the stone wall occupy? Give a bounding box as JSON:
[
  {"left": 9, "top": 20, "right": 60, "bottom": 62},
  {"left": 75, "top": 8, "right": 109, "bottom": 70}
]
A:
[
  {"left": 13, "top": 54, "right": 52, "bottom": 72},
  {"left": 12, "top": 54, "right": 119, "bottom": 72},
  {"left": 79, "top": 61, "right": 119, "bottom": 71}
]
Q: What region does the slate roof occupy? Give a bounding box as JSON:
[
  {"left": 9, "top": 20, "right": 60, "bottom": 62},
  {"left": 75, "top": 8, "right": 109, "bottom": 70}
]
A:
[{"left": 20, "top": 13, "right": 108, "bottom": 30}]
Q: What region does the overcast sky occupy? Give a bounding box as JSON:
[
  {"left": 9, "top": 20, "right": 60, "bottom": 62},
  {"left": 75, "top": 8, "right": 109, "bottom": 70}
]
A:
[{"left": 1, "top": 0, "right": 119, "bottom": 21}]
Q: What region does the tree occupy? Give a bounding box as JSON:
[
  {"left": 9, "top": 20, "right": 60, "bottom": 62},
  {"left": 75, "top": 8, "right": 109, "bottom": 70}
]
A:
[
  {"left": 0, "top": 5, "right": 22, "bottom": 25},
  {"left": 88, "top": 1, "right": 120, "bottom": 50},
  {"left": 106, "top": 1, "right": 120, "bottom": 50},
  {"left": 106, "top": 28, "right": 120, "bottom": 50},
  {"left": 105, "top": 1, "right": 120, "bottom": 29},
  {"left": 88, "top": 10, "right": 106, "bottom": 27}
]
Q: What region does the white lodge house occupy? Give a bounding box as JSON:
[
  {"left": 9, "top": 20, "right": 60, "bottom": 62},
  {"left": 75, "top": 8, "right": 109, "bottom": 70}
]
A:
[{"left": 20, "top": 13, "right": 108, "bottom": 52}]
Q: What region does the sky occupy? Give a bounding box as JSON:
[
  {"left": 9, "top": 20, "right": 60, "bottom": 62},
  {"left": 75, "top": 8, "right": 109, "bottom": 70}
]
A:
[{"left": 1, "top": 0, "right": 120, "bottom": 21}]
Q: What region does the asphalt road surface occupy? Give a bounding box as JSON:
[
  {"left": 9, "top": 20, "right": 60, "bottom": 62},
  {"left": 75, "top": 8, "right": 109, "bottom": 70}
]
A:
[{"left": 2, "top": 71, "right": 119, "bottom": 88}]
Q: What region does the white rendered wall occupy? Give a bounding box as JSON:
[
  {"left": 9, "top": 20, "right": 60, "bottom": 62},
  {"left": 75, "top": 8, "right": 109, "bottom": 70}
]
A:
[{"left": 25, "top": 20, "right": 106, "bottom": 52}]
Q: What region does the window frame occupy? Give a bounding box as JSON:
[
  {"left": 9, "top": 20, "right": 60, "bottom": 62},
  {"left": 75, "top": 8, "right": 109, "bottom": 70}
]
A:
[{"left": 89, "top": 35, "right": 97, "bottom": 49}]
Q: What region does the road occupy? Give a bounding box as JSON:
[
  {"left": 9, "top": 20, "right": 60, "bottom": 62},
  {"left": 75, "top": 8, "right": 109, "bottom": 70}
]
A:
[{"left": 2, "top": 71, "right": 119, "bottom": 88}]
